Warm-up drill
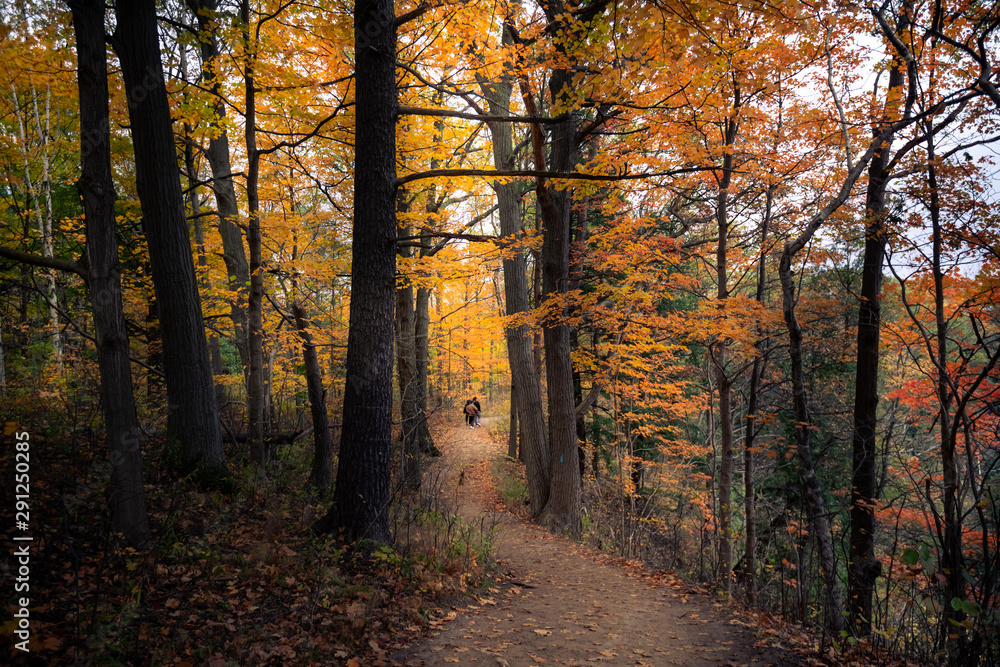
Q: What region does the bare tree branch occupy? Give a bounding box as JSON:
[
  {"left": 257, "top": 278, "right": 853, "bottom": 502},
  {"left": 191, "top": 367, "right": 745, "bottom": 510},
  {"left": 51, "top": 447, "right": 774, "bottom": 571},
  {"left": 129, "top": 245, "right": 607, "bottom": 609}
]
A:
[
  {"left": 397, "top": 166, "right": 704, "bottom": 187},
  {"left": 399, "top": 105, "right": 568, "bottom": 124},
  {"left": 0, "top": 245, "right": 89, "bottom": 283}
]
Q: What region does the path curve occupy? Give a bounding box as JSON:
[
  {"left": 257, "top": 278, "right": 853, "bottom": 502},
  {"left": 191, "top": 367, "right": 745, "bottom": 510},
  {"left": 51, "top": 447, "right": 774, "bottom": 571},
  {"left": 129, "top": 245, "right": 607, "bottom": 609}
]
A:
[{"left": 397, "top": 418, "right": 799, "bottom": 667}]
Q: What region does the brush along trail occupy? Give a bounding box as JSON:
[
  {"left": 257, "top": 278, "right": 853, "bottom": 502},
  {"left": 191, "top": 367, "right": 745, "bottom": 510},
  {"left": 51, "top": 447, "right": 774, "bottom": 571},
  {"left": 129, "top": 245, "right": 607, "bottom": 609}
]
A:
[{"left": 397, "top": 417, "right": 800, "bottom": 667}]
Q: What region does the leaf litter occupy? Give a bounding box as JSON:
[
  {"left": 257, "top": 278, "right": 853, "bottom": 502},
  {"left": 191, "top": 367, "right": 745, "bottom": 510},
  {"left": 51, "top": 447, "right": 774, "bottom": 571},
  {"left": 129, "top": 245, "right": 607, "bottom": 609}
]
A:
[{"left": 394, "top": 419, "right": 804, "bottom": 667}]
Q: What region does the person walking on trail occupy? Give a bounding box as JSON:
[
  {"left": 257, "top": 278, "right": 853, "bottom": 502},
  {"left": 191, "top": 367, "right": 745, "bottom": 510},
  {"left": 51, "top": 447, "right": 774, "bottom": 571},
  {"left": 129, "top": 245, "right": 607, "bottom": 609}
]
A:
[
  {"left": 472, "top": 397, "right": 482, "bottom": 427},
  {"left": 464, "top": 399, "right": 479, "bottom": 428}
]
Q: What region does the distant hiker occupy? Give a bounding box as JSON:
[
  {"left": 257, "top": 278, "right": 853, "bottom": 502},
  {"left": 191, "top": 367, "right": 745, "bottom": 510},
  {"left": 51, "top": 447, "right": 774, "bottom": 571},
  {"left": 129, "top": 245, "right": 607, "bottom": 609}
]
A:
[
  {"left": 464, "top": 399, "right": 479, "bottom": 428},
  {"left": 472, "top": 397, "right": 482, "bottom": 427}
]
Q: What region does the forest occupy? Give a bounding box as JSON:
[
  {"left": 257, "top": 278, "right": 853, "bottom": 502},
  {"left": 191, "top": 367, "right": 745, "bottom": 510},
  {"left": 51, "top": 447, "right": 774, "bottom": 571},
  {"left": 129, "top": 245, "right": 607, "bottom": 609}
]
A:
[{"left": 2, "top": 0, "right": 1000, "bottom": 664}]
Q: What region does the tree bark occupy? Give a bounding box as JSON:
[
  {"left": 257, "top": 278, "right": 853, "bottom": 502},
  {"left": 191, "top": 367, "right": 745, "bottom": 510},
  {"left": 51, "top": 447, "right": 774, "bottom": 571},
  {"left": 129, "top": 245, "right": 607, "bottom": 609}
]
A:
[
  {"left": 779, "top": 251, "right": 846, "bottom": 633},
  {"left": 31, "top": 83, "right": 62, "bottom": 365},
  {"left": 395, "top": 186, "right": 420, "bottom": 489},
  {"left": 528, "top": 0, "right": 616, "bottom": 535},
  {"left": 848, "top": 148, "right": 890, "bottom": 637},
  {"left": 413, "top": 285, "right": 436, "bottom": 454},
  {"left": 743, "top": 179, "right": 774, "bottom": 605},
  {"left": 180, "top": 45, "right": 223, "bottom": 379},
  {"left": 292, "top": 303, "right": 333, "bottom": 493},
  {"left": 570, "top": 194, "right": 589, "bottom": 478},
  {"left": 186, "top": 0, "right": 251, "bottom": 372},
  {"left": 411, "top": 107, "right": 443, "bottom": 457},
  {"left": 536, "top": 66, "right": 581, "bottom": 536},
  {"left": 508, "top": 380, "right": 519, "bottom": 459},
  {"left": 848, "top": 42, "right": 909, "bottom": 638},
  {"left": 70, "top": 0, "right": 151, "bottom": 547},
  {"left": 925, "top": 132, "right": 964, "bottom": 659},
  {"left": 10, "top": 81, "right": 62, "bottom": 365},
  {"left": 314, "top": 0, "right": 396, "bottom": 543},
  {"left": 112, "top": 0, "right": 226, "bottom": 472},
  {"left": 714, "top": 93, "right": 739, "bottom": 596},
  {"left": 480, "top": 21, "right": 550, "bottom": 515},
  {"left": 239, "top": 0, "right": 269, "bottom": 471}
]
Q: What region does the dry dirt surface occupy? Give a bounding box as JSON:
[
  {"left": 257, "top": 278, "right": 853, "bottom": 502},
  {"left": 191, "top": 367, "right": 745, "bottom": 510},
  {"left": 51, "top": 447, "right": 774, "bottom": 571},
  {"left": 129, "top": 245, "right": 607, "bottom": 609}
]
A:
[{"left": 395, "top": 418, "right": 802, "bottom": 667}]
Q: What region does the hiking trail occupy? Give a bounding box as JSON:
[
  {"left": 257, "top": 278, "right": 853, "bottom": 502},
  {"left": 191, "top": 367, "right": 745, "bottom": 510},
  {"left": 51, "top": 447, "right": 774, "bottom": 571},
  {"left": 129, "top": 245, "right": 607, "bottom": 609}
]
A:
[{"left": 396, "top": 417, "right": 800, "bottom": 666}]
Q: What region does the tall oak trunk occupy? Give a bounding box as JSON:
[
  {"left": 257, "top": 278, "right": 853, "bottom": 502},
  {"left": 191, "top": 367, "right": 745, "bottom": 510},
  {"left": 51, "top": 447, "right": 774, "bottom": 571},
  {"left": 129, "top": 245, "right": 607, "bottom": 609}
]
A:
[
  {"left": 480, "top": 23, "right": 550, "bottom": 514},
  {"left": 113, "top": 0, "right": 226, "bottom": 472},
  {"left": 71, "top": 0, "right": 151, "bottom": 546},
  {"left": 315, "top": 0, "right": 396, "bottom": 542}
]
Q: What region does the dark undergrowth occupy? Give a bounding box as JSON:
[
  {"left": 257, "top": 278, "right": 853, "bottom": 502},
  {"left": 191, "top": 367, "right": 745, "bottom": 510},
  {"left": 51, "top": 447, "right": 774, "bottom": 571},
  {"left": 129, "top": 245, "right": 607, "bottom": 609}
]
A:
[{"left": 1, "top": 413, "right": 501, "bottom": 666}]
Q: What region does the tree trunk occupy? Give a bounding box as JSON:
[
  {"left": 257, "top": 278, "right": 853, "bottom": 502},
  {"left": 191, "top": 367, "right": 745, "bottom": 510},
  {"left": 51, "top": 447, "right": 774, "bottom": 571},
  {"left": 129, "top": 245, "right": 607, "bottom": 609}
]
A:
[
  {"left": 714, "top": 101, "right": 739, "bottom": 596},
  {"left": 395, "top": 187, "right": 420, "bottom": 489},
  {"left": 292, "top": 303, "right": 333, "bottom": 493},
  {"left": 536, "top": 67, "right": 581, "bottom": 536},
  {"left": 743, "top": 355, "right": 761, "bottom": 602},
  {"left": 570, "top": 199, "right": 589, "bottom": 478},
  {"left": 743, "top": 180, "right": 774, "bottom": 605},
  {"left": 315, "top": 0, "right": 396, "bottom": 543},
  {"left": 529, "top": 0, "right": 615, "bottom": 535},
  {"left": 144, "top": 294, "right": 161, "bottom": 399},
  {"left": 715, "top": 350, "right": 733, "bottom": 591},
  {"left": 848, "top": 158, "right": 889, "bottom": 637},
  {"left": 411, "top": 108, "right": 443, "bottom": 457},
  {"left": 480, "top": 23, "right": 550, "bottom": 515},
  {"left": 180, "top": 45, "right": 223, "bottom": 379},
  {"left": 112, "top": 0, "right": 226, "bottom": 473},
  {"left": 31, "top": 83, "right": 62, "bottom": 365},
  {"left": 779, "top": 251, "right": 846, "bottom": 633},
  {"left": 508, "top": 381, "right": 519, "bottom": 459},
  {"left": 924, "top": 133, "right": 964, "bottom": 660},
  {"left": 532, "top": 246, "right": 543, "bottom": 381},
  {"left": 395, "top": 278, "right": 420, "bottom": 488},
  {"left": 414, "top": 285, "right": 437, "bottom": 454},
  {"left": 186, "top": 0, "right": 251, "bottom": 372},
  {"left": 10, "top": 81, "right": 62, "bottom": 366},
  {"left": 501, "top": 200, "right": 551, "bottom": 517},
  {"left": 186, "top": 173, "right": 223, "bottom": 378},
  {"left": 240, "top": 0, "right": 269, "bottom": 471},
  {"left": 70, "top": 0, "right": 151, "bottom": 547},
  {"left": 848, "top": 53, "right": 907, "bottom": 639}
]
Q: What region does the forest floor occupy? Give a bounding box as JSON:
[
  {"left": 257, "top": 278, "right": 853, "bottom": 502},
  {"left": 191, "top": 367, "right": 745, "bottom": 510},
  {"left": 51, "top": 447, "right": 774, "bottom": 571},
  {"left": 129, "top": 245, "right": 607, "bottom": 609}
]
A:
[
  {"left": 2, "top": 413, "right": 833, "bottom": 666},
  {"left": 395, "top": 417, "right": 804, "bottom": 667}
]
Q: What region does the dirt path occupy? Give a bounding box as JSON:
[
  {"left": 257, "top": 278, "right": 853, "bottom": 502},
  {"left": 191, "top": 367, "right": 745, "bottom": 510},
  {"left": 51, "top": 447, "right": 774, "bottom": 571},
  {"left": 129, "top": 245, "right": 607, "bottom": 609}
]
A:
[{"left": 397, "top": 418, "right": 800, "bottom": 667}]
